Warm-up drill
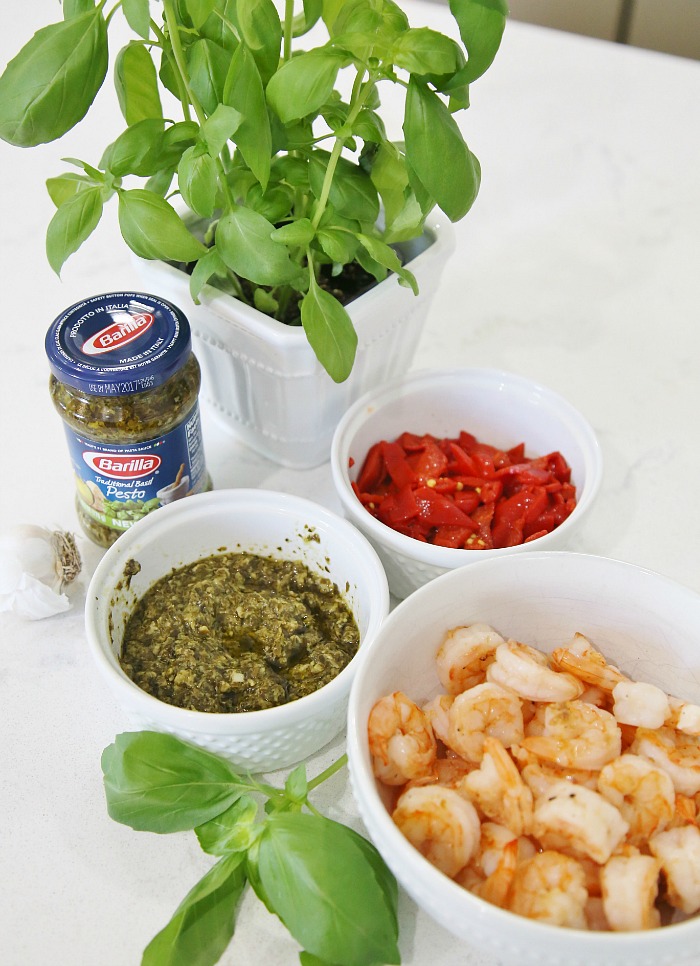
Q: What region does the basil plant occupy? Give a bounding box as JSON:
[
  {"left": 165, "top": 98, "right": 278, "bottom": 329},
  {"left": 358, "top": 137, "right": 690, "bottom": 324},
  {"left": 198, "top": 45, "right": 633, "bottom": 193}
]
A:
[{"left": 0, "top": 0, "right": 507, "bottom": 382}]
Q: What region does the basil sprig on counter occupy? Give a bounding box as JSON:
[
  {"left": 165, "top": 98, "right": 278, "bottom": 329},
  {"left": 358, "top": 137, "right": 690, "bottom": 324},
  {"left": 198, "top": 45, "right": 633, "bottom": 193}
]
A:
[{"left": 102, "top": 732, "right": 400, "bottom": 966}]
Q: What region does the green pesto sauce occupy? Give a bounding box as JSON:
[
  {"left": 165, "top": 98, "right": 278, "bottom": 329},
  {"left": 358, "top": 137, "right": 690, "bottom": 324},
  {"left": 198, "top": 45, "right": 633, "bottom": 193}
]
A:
[{"left": 119, "top": 551, "right": 360, "bottom": 713}]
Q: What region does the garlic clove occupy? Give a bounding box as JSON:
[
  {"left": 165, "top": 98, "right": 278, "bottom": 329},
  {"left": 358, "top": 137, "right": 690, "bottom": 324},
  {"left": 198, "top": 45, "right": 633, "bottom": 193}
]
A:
[{"left": 0, "top": 525, "right": 82, "bottom": 620}]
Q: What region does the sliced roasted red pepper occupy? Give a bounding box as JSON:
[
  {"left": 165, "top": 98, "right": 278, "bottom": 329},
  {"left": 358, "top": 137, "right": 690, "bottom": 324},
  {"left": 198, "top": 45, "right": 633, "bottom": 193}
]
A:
[
  {"left": 433, "top": 525, "right": 476, "bottom": 548},
  {"left": 353, "top": 427, "right": 577, "bottom": 552},
  {"left": 413, "top": 486, "right": 472, "bottom": 527},
  {"left": 381, "top": 440, "right": 416, "bottom": 490},
  {"left": 409, "top": 439, "right": 449, "bottom": 484},
  {"left": 356, "top": 441, "right": 384, "bottom": 492}
]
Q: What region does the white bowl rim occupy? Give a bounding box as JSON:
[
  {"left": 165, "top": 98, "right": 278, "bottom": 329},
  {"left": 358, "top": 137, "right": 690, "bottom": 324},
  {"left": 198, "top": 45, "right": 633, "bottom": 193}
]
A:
[
  {"left": 85, "top": 488, "right": 390, "bottom": 732},
  {"left": 346, "top": 549, "right": 700, "bottom": 950},
  {"left": 330, "top": 366, "right": 603, "bottom": 566}
]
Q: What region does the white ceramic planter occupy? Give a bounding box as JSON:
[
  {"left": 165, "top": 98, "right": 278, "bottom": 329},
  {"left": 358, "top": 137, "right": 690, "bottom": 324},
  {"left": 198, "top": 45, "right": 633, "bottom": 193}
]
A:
[{"left": 135, "top": 211, "right": 455, "bottom": 468}]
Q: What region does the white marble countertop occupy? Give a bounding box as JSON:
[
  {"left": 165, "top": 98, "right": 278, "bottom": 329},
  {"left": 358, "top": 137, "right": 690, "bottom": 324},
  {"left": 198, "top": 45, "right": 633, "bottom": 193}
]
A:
[{"left": 2, "top": 2, "right": 700, "bottom": 964}]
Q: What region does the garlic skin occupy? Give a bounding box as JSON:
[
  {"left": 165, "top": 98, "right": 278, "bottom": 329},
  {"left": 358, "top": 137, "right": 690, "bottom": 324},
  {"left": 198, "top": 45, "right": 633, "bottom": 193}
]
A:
[{"left": 0, "top": 525, "right": 82, "bottom": 620}]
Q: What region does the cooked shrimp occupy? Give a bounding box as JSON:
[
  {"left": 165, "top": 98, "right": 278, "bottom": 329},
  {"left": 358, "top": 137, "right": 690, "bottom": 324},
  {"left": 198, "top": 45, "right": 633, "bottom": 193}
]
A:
[
  {"left": 460, "top": 736, "right": 534, "bottom": 836},
  {"left": 532, "top": 780, "right": 629, "bottom": 864},
  {"left": 476, "top": 821, "right": 536, "bottom": 876},
  {"left": 436, "top": 623, "right": 505, "bottom": 694},
  {"left": 487, "top": 641, "right": 584, "bottom": 702},
  {"left": 579, "top": 684, "right": 610, "bottom": 710},
  {"left": 632, "top": 726, "right": 700, "bottom": 797},
  {"left": 523, "top": 702, "right": 548, "bottom": 737},
  {"left": 601, "top": 854, "right": 661, "bottom": 930},
  {"left": 597, "top": 753, "right": 675, "bottom": 845},
  {"left": 520, "top": 700, "right": 622, "bottom": 771},
  {"left": 392, "top": 784, "right": 480, "bottom": 878},
  {"left": 508, "top": 850, "right": 589, "bottom": 929},
  {"left": 670, "top": 793, "right": 697, "bottom": 828},
  {"left": 612, "top": 680, "right": 670, "bottom": 729},
  {"left": 368, "top": 691, "right": 437, "bottom": 786},
  {"left": 422, "top": 693, "right": 454, "bottom": 745},
  {"left": 473, "top": 836, "right": 519, "bottom": 908},
  {"left": 550, "top": 633, "right": 627, "bottom": 692},
  {"left": 405, "top": 753, "right": 476, "bottom": 791},
  {"left": 516, "top": 750, "right": 600, "bottom": 797},
  {"left": 446, "top": 682, "right": 524, "bottom": 763},
  {"left": 649, "top": 825, "right": 700, "bottom": 914},
  {"left": 667, "top": 696, "right": 700, "bottom": 736}
]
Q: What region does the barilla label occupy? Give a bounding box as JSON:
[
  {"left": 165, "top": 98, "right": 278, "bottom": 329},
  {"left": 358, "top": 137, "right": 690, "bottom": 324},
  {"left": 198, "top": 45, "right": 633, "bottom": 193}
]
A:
[{"left": 63, "top": 405, "right": 208, "bottom": 532}]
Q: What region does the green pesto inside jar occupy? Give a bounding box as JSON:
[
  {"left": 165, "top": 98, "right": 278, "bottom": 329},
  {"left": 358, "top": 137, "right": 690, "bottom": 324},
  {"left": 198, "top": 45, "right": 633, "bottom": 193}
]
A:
[
  {"left": 119, "top": 551, "right": 361, "bottom": 713},
  {"left": 49, "top": 354, "right": 209, "bottom": 547}
]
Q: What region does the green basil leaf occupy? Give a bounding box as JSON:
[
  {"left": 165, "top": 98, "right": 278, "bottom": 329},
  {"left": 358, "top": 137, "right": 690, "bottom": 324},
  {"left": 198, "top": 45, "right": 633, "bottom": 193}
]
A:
[
  {"left": 382, "top": 0, "right": 410, "bottom": 32},
  {"left": 236, "top": 0, "right": 283, "bottom": 83},
  {"left": 223, "top": 44, "right": 271, "bottom": 189},
  {"left": 142, "top": 852, "right": 247, "bottom": 966},
  {"left": 198, "top": 0, "right": 239, "bottom": 47},
  {"left": 63, "top": 0, "right": 96, "bottom": 17},
  {"left": 403, "top": 78, "right": 480, "bottom": 221},
  {"left": 216, "top": 207, "right": 301, "bottom": 286},
  {"left": 61, "top": 156, "right": 104, "bottom": 181},
  {"left": 368, "top": 142, "right": 408, "bottom": 227},
  {"left": 256, "top": 812, "right": 400, "bottom": 964},
  {"left": 391, "top": 27, "right": 462, "bottom": 75},
  {"left": 122, "top": 0, "right": 151, "bottom": 39},
  {"left": 195, "top": 796, "right": 260, "bottom": 856},
  {"left": 266, "top": 50, "right": 343, "bottom": 123},
  {"left": 292, "top": 0, "right": 323, "bottom": 36},
  {"left": 101, "top": 731, "right": 244, "bottom": 832},
  {"left": 332, "top": 27, "right": 386, "bottom": 64},
  {"left": 357, "top": 233, "right": 418, "bottom": 294},
  {"left": 46, "top": 173, "right": 92, "bottom": 207},
  {"left": 185, "top": 0, "right": 217, "bottom": 30},
  {"left": 115, "top": 42, "right": 163, "bottom": 125},
  {"left": 449, "top": 0, "right": 507, "bottom": 84},
  {"left": 201, "top": 104, "right": 243, "bottom": 158},
  {"left": 299, "top": 953, "right": 335, "bottom": 966},
  {"left": 308, "top": 153, "right": 379, "bottom": 225},
  {"left": 253, "top": 288, "right": 279, "bottom": 314},
  {"left": 46, "top": 184, "right": 103, "bottom": 274},
  {"left": 246, "top": 183, "right": 294, "bottom": 223},
  {"left": 384, "top": 191, "right": 425, "bottom": 244},
  {"left": 145, "top": 167, "right": 175, "bottom": 197},
  {"left": 100, "top": 119, "right": 166, "bottom": 177},
  {"left": 188, "top": 40, "right": 230, "bottom": 115},
  {"left": 321, "top": 0, "right": 346, "bottom": 33},
  {"left": 0, "top": 9, "right": 107, "bottom": 146},
  {"left": 352, "top": 109, "right": 386, "bottom": 144},
  {"left": 316, "top": 228, "right": 357, "bottom": 264},
  {"left": 271, "top": 156, "right": 309, "bottom": 189},
  {"left": 284, "top": 763, "right": 308, "bottom": 802},
  {"left": 355, "top": 244, "right": 387, "bottom": 284},
  {"left": 300, "top": 275, "right": 357, "bottom": 383},
  {"left": 271, "top": 219, "right": 315, "bottom": 248},
  {"left": 189, "top": 247, "right": 228, "bottom": 302},
  {"left": 331, "top": 0, "right": 381, "bottom": 37},
  {"left": 178, "top": 145, "right": 219, "bottom": 218}
]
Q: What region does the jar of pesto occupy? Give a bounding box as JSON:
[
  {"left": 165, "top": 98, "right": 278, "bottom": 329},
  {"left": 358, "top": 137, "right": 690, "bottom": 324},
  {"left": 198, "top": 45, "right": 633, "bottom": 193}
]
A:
[{"left": 46, "top": 292, "right": 211, "bottom": 547}]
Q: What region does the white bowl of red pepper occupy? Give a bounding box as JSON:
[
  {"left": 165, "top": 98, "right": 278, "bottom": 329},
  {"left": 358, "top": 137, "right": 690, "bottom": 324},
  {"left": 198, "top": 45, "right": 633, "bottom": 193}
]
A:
[{"left": 330, "top": 368, "right": 603, "bottom": 599}]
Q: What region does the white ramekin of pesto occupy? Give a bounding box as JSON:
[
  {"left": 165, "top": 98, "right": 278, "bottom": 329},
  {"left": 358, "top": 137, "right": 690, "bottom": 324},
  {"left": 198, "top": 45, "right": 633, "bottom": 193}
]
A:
[{"left": 85, "top": 489, "right": 390, "bottom": 773}]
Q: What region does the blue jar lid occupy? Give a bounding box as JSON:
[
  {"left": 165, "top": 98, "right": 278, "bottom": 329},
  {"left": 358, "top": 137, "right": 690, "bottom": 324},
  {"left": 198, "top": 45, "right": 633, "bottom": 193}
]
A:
[{"left": 45, "top": 292, "right": 192, "bottom": 395}]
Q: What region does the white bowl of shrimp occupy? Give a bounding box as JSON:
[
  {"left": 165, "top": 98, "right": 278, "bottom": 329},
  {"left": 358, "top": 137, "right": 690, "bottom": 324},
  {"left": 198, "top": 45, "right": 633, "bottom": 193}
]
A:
[
  {"left": 330, "top": 367, "right": 602, "bottom": 599},
  {"left": 346, "top": 550, "right": 700, "bottom": 966}
]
